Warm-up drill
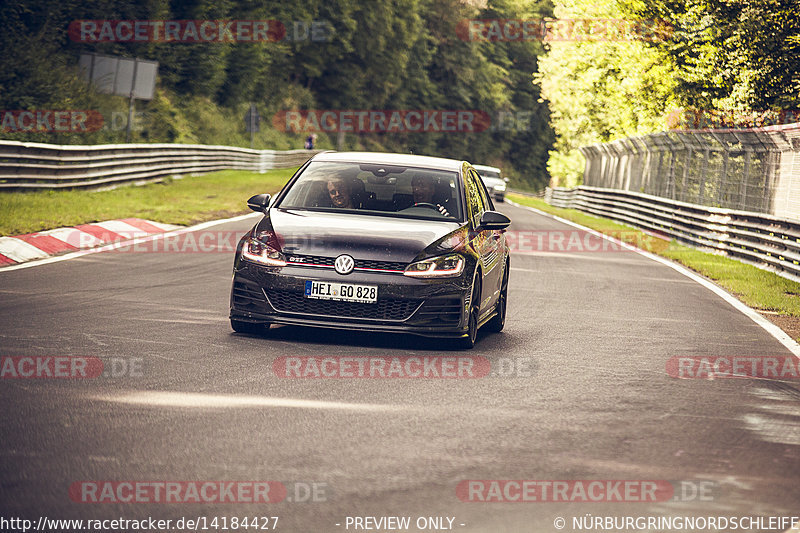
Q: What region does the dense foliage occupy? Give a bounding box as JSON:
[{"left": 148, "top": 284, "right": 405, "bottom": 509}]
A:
[
  {"left": 4, "top": 0, "right": 795, "bottom": 190},
  {"left": 0, "top": 0, "right": 556, "bottom": 191},
  {"left": 539, "top": 0, "right": 800, "bottom": 186}
]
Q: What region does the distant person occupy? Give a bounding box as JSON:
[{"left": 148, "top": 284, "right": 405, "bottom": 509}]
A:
[
  {"left": 327, "top": 178, "right": 354, "bottom": 209},
  {"left": 305, "top": 134, "right": 314, "bottom": 150},
  {"left": 412, "top": 175, "right": 450, "bottom": 216}
]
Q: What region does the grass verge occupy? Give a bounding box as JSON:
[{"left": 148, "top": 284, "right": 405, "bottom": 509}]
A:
[
  {"left": 507, "top": 193, "right": 800, "bottom": 341},
  {"left": 0, "top": 168, "right": 298, "bottom": 236}
]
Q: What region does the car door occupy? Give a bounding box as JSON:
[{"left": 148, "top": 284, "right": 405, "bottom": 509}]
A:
[
  {"left": 464, "top": 166, "right": 503, "bottom": 317},
  {"left": 471, "top": 168, "right": 506, "bottom": 313}
]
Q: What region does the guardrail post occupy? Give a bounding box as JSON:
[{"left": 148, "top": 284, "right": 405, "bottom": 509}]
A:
[
  {"left": 259, "top": 151, "right": 275, "bottom": 174},
  {"left": 740, "top": 151, "right": 751, "bottom": 210},
  {"left": 698, "top": 148, "right": 709, "bottom": 204}
]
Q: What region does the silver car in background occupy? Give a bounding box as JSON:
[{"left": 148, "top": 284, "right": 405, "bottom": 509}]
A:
[{"left": 473, "top": 164, "right": 508, "bottom": 202}]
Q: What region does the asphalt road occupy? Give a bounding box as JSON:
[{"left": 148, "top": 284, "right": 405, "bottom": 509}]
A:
[{"left": 1, "top": 202, "right": 799, "bottom": 532}]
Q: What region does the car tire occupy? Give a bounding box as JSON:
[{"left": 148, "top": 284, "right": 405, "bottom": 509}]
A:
[
  {"left": 486, "top": 260, "right": 509, "bottom": 333},
  {"left": 459, "top": 277, "right": 481, "bottom": 349},
  {"left": 230, "top": 319, "right": 269, "bottom": 335}
]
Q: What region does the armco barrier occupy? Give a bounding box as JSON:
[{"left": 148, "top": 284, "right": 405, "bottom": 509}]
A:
[
  {"left": 0, "top": 140, "right": 321, "bottom": 189},
  {"left": 507, "top": 187, "right": 546, "bottom": 199},
  {"left": 545, "top": 185, "right": 800, "bottom": 282}
]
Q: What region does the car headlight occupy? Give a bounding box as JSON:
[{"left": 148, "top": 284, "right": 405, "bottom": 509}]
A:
[
  {"left": 241, "top": 237, "right": 286, "bottom": 266},
  {"left": 404, "top": 254, "right": 464, "bottom": 278},
  {"left": 495, "top": 183, "right": 506, "bottom": 192}
]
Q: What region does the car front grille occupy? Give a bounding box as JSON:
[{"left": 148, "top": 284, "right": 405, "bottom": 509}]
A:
[
  {"left": 286, "top": 254, "right": 334, "bottom": 266},
  {"left": 285, "top": 254, "right": 407, "bottom": 272},
  {"left": 355, "top": 258, "right": 408, "bottom": 271},
  {"left": 266, "top": 290, "right": 421, "bottom": 321}
]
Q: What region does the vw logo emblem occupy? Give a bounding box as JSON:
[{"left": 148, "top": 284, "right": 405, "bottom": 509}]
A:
[{"left": 334, "top": 254, "right": 355, "bottom": 275}]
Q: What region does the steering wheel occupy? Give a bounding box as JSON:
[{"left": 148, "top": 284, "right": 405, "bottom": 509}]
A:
[{"left": 412, "top": 202, "right": 441, "bottom": 211}]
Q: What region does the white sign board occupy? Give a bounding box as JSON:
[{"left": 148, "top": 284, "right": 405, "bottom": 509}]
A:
[{"left": 79, "top": 53, "right": 158, "bottom": 100}]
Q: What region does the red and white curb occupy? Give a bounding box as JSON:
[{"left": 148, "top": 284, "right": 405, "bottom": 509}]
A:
[{"left": 0, "top": 218, "right": 181, "bottom": 266}]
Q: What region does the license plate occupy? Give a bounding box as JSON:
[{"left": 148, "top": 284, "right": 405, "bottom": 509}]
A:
[{"left": 304, "top": 280, "right": 378, "bottom": 303}]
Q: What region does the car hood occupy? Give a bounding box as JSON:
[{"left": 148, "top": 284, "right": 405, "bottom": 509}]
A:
[{"left": 259, "top": 208, "right": 462, "bottom": 263}]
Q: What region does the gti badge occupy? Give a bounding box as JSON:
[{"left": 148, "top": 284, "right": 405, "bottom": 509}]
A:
[{"left": 334, "top": 254, "right": 355, "bottom": 275}]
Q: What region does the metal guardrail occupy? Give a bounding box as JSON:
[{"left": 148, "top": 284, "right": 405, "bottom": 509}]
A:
[
  {"left": 0, "top": 140, "right": 321, "bottom": 189},
  {"left": 507, "top": 187, "right": 546, "bottom": 199},
  {"left": 546, "top": 185, "right": 800, "bottom": 282}
]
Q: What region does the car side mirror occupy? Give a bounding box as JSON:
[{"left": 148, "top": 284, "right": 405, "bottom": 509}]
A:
[
  {"left": 247, "top": 194, "right": 271, "bottom": 213},
  {"left": 478, "top": 211, "right": 511, "bottom": 230},
  {"left": 504, "top": 177, "right": 509, "bottom": 182}
]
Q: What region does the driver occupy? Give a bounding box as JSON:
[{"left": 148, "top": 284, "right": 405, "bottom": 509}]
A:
[
  {"left": 327, "top": 177, "right": 354, "bottom": 209},
  {"left": 411, "top": 175, "right": 450, "bottom": 217}
]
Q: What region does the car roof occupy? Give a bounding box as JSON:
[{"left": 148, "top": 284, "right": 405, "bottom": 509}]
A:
[
  {"left": 312, "top": 151, "right": 466, "bottom": 172},
  {"left": 473, "top": 164, "right": 502, "bottom": 173}
]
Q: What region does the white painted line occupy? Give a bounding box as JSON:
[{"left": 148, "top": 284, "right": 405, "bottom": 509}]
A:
[
  {"left": 0, "top": 212, "right": 260, "bottom": 272},
  {"left": 0, "top": 237, "right": 50, "bottom": 262},
  {"left": 95, "top": 391, "right": 408, "bottom": 411},
  {"left": 140, "top": 220, "right": 181, "bottom": 231},
  {"left": 507, "top": 199, "right": 800, "bottom": 358}
]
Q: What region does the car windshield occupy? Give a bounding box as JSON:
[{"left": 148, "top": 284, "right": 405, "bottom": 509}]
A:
[
  {"left": 277, "top": 161, "right": 464, "bottom": 221},
  {"left": 478, "top": 170, "right": 501, "bottom": 179}
]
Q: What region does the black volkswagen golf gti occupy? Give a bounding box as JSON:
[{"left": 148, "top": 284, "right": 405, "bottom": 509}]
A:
[{"left": 229, "top": 152, "right": 511, "bottom": 348}]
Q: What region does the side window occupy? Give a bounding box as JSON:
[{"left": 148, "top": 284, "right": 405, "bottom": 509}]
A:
[
  {"left": 472, "top": 169, "right": 495, "bottom": 211},
  {"left": 464, "top": 169, "right": 486, "bottom": 227},
  {"left": 470, "top": 169, "right": 492, "bottom": 212}
]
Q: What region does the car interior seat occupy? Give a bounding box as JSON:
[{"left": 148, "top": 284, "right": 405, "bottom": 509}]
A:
[
  {"left": 349, "top": 178, "right": 368, "bottom": 209},
  {"left": 308, "top": 181, "right": 332, "bottom": 208}
]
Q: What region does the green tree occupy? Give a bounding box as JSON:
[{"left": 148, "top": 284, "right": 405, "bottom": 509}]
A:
[{"left": 537, "top": 0, "right": 678, "bottom": 186}]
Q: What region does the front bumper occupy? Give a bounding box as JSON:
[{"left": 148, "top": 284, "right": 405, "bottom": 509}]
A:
[{"left": 230, "top": 261, "right": 472, "bottom": 338}]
